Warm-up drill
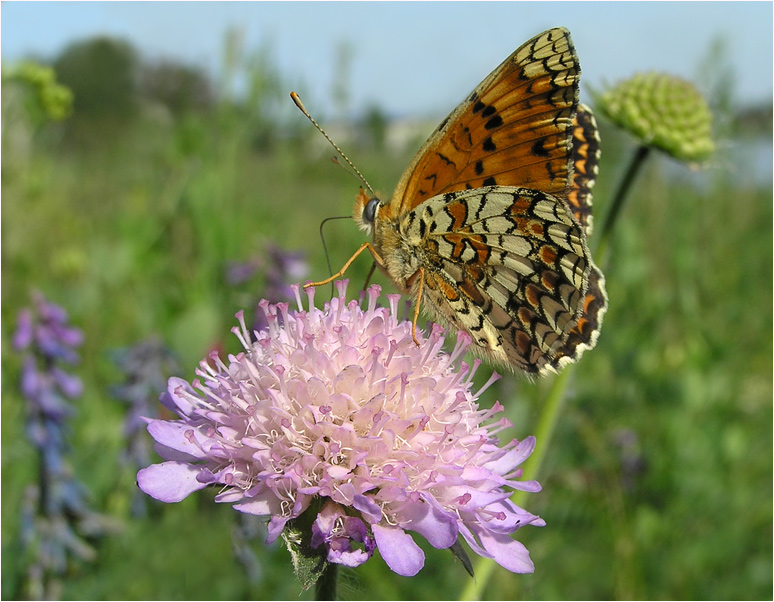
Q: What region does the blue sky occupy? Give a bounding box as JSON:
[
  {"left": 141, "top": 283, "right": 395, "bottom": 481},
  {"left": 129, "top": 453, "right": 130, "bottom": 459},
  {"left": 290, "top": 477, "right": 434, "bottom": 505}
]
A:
[{"left": 3, "top": 2, "right": 772, "bottom": 118}]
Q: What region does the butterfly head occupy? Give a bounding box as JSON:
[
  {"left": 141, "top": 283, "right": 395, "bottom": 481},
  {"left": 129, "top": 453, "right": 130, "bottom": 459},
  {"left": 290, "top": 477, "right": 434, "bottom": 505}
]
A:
[{"left": 353, "top": 187, "right": 382, "bottom": 234}]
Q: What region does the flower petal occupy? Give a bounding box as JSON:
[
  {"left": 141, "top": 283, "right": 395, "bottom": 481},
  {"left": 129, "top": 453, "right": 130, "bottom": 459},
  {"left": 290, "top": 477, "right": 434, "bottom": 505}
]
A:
[
  {"left": 482, "top": 436, "right": 536, "bottom": 475},
  {"left": 137, "top": 461, "right": 207, "bottom": 502},
  {"left": 353, "top": 493, "right": 382, "bottom": 523},
  {"left": 146, "top": 420, "right": 208, "bottom": 461},
  {"left": 372, "top": 523, "right": 424, "bottom": 576},
  {"left": 265, "top": 515, "right": 289, "bottom": 544},
  {"left": 476, "top": 529, "right": 535, "bottom": 573},
  {"left": 459, "top": 523, "right": 535, "bottom": 574},
  {"left": 399, "top": 500, "right": 458, "bottom": 549},
  {"left": 233, "top": 490, "right": 284, "bottom": 517}
]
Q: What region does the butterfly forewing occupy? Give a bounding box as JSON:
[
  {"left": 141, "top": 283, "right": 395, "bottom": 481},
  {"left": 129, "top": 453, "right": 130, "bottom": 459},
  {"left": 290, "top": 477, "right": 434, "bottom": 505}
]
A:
[{"left": 387, "top": 27, "right": 580, "bottom": 219}]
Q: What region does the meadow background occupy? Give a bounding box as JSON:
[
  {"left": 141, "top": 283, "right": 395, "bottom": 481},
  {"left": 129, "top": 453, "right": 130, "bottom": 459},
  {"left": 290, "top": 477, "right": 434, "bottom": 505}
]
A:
[{"left": 2, "top": 4, "right": 772, "bottom": 600}]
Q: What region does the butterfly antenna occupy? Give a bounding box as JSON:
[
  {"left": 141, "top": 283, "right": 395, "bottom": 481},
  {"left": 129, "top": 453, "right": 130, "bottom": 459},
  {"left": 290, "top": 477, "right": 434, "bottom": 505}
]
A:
[
  {"left": 330, "top": 156, "right": 362, "bottom": 181},
  {"left": 290, "top": 91, "right": 377, "bottom": 198}
]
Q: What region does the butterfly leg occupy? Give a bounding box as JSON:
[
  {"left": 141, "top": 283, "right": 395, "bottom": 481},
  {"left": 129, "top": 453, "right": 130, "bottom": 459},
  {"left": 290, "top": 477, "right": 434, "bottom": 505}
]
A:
[
  {"left": 405, "top": 266, "right": 425, "bottom": 346},
  {"left": 303, "top": 241, "right": 386, "bottom": 289},
  {"left": 363, "top": 262, "right": 378, "bottom": 290},
  {"left": 412, "top": 267, "right": 425, "bottom": 346}
]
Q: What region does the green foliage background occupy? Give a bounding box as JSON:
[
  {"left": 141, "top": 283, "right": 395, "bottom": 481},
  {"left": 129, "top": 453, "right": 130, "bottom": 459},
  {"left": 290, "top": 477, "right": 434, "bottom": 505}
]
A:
[{"left": 2, "top": 34, "right": 771, "bottom": 600}]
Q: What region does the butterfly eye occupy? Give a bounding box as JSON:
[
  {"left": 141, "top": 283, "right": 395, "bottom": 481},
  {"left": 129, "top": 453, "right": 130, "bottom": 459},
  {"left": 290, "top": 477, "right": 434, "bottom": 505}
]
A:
[{"left": 363, "top": 197, "right": 381, "bottom": 224}]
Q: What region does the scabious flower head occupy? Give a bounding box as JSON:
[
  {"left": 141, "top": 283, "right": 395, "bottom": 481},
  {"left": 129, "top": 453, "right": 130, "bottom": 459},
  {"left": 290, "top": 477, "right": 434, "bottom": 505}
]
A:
[
  {"left": 598, "top": 72, "right": 715, "bottom": 163},
  {"left": 138, "top": 281, "right": 544, "bottom": 579}
]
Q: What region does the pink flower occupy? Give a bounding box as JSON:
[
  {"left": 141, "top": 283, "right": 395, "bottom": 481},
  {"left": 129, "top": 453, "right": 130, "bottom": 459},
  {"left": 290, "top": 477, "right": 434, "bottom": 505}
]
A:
[{"left": 138, "top": 281, "right": 544, "bottom": 576}]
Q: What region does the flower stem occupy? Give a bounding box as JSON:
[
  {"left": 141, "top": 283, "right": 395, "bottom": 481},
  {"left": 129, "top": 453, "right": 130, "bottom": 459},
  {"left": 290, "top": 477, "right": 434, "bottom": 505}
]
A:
[
  {"left": 315, "top": 562, "right": 338, "bottom": 601},
  {"left": 597, "top": 144, "right": 651, "bottom": 258},
  {"left": 519, "top": 367, "right": 573, "bottom": 485}
]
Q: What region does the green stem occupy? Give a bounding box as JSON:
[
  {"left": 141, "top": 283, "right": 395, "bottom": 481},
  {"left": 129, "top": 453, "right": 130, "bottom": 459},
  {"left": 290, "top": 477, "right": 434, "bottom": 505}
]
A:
[
  {"left": 597, "top": 145, "right": 651, "bottom": 258},
  {"left": 460, "top": 368, "right": 573, "bottom": 600},
  {"left": 519, "top": 367, "right": 573, "bottom": 486},
  {"left": 315, "top": 562, "right": 338, "bottom": 601}
]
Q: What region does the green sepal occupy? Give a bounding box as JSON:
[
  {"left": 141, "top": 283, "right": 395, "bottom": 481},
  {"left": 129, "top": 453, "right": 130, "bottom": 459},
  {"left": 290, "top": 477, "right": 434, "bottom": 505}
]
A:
[
  {"left": 281, "top": 498, "right": 328, "bottom": 590},
  {"left": 449, "top": 538, "right": 475, "bottom": 578}
]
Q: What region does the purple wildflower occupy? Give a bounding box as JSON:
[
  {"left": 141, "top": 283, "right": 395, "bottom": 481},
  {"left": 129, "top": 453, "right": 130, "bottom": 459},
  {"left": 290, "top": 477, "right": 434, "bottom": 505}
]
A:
[
  {"left": 226, "top": 242, "right": 308, "bottom": 332},
  {"left": 138, "top": 281, "right": 544, "bottom": 579},
  {"left": 14, "top": 293, "right": 84, "bottom": 455},
  {"left": 258, "top": 242, "right": 308, "bottom": 302},
  {"left": 110, "top": 337, "right": 180, "bottom": 516},
  {"left": 225, "top": 258, "right": 260, "bottom": 286},
  {"left": 14, "top": 292, "right": 119, "bottom": 599}
]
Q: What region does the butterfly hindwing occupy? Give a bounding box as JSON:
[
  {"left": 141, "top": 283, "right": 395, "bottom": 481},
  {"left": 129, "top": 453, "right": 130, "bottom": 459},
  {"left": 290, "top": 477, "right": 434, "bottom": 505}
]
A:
[
  {"left": 566, "top": 103, "right": 601, "bottom": 237},
  {"left": 400, "top": 186, "right": 591, "bottom": 374},
  {"left": 552, "top": 263, "right": 606, "bottom": 369},
  {"left": 549, "top": 103, "right": 607, "bottom": 368},
  {"left": 387, "top": 28, "right": 580, "bottom": 218}
]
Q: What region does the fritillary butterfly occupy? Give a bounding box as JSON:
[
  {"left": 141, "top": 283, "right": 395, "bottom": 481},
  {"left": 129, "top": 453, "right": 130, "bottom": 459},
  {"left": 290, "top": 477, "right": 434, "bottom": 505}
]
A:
[{"left": 302, "top": 27, "right": 607, "bottom": 376}]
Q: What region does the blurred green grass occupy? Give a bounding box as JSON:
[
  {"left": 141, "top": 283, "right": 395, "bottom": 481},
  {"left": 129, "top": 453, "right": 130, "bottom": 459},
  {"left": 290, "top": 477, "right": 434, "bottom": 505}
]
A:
[{"left": 2, "top": 38, "right": 772, "bottom": 600}]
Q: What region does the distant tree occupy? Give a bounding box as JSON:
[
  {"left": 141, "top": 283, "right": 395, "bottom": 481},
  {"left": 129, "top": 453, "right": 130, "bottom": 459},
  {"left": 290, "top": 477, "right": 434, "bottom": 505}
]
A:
[
  {"left": 139, "top": 60, "right": 215, "bottom": 115},
  {"left": 361, "top": 104, "right": 388, "bottom": 152},
  {"left": 54, "top": 37, "right": 139, "bottom": 121},
  {"left": 733, "top": 102, "right": 773, "bottom": 138},
  {"left": 240, "top": 41, "right": 286, "bottom": 150}
]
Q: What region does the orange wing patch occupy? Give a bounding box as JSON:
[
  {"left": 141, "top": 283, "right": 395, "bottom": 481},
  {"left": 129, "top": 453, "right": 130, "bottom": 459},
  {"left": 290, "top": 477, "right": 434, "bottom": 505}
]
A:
[{"left": 387, "top": 28, "right": 580, "bottom": 218}]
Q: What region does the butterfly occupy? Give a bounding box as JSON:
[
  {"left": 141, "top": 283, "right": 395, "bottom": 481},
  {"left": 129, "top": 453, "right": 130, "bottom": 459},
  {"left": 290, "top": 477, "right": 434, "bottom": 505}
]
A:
[{"left": 301, "top": 27, "right": 607, "bottom": 376}]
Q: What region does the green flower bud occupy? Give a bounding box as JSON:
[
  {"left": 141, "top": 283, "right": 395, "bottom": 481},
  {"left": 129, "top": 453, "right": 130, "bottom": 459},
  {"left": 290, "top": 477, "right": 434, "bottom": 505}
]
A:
[
  {"left": 39, "top": 81, "right": 74, "bottom": 121},
  {"left": 4, "top": 61, "right": 74, "bottom": 122},
  {"left": 598, "top": 72, "right": 715, "bottom": 163}
]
